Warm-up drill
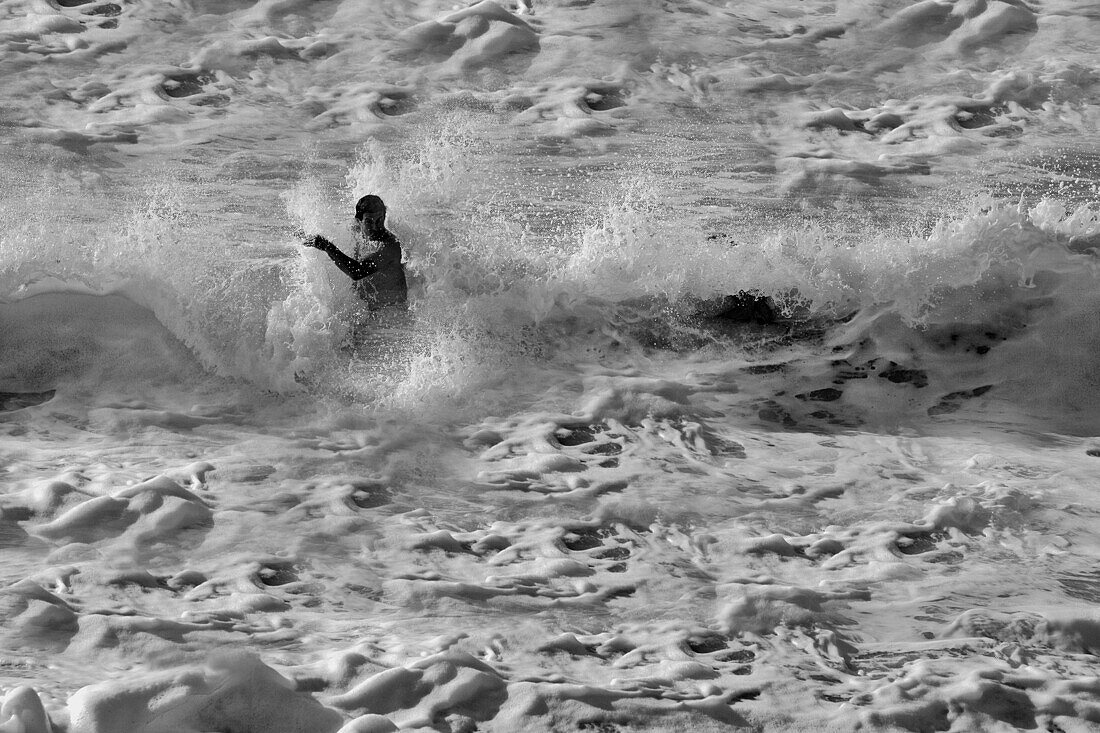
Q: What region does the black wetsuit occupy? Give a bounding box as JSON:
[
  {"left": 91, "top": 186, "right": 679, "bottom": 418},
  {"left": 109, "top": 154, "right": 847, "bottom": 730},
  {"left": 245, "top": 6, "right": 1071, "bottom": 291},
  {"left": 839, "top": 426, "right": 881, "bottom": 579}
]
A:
[{"left": 313, "top": 230, "right": 407, "bottom": 308}]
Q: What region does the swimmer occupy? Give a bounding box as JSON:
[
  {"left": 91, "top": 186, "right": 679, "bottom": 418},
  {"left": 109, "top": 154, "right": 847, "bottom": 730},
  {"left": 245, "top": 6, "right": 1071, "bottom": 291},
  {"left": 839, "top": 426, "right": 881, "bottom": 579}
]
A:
[{"left": 303, "top": 194, "right": 408, "bottom": 308}]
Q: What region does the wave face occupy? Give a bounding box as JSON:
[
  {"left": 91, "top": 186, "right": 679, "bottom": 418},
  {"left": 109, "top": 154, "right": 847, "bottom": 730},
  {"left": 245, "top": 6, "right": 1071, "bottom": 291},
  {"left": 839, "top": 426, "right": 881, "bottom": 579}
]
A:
[{"left": 3, "top": 1, "right": 1100, "bottom": 732}]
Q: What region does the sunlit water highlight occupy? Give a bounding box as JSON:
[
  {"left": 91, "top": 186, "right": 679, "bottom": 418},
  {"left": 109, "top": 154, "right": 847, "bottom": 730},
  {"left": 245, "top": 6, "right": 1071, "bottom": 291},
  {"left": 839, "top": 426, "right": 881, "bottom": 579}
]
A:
[{"left": 2, "top": 0, "right": 1100, "bottom": 731}]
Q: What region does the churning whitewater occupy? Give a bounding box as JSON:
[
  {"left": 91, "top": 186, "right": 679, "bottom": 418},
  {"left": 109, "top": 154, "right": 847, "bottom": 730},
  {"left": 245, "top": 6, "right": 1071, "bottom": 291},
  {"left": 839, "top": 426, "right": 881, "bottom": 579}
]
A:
[{"left": 2, "top": 0, "right": 1100, "bottom": 731}]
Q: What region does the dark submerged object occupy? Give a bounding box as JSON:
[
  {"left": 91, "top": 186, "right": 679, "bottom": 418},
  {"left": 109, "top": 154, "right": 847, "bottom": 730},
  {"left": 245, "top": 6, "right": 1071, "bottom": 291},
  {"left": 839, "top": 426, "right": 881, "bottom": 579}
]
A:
[
  {"left": 0, "top": 390, "right": 56, "bottom": 412},
  {"left": 700, "top": 292, "right": 778, "bottom": 324},
  {"left": 303, "top": 194, "right": 408, "bottom": 308}
]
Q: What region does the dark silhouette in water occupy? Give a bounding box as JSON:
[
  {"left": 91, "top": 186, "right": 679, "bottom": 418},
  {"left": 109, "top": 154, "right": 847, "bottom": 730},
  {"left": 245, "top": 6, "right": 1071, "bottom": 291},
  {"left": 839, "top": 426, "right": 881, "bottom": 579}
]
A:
[
  {"left": 303, "top": 194, "right": 407, "bottom": 308},
  {"left": 0, "top": 390, "right": 56, "bottom": 412},
  {"left": 708, "top": 292, "right": 777, "bottom": 324},
  {"left": 692, "top": 292, "right": 777, "bottom": 324}
]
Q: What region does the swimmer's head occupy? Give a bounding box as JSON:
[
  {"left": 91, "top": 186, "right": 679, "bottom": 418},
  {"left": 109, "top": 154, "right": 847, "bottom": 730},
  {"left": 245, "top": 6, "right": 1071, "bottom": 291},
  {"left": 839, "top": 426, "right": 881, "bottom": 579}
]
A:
[
  {"left": 355, "top": 194, "right": 386, "bottom": 219},
  {"left": 354, "top": 194, "right": 386, "bottom": 234}
]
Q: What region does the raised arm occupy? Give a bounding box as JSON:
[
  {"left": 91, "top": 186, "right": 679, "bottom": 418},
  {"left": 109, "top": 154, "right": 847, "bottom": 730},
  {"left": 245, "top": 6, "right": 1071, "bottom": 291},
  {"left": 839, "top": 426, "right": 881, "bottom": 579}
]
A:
[{"left": 304, "top": 235, "right": 378, "bottom": 281}]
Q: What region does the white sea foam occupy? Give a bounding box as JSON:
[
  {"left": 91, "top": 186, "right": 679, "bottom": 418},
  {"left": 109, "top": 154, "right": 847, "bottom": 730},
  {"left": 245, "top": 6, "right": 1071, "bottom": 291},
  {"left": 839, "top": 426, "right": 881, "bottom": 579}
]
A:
[{"left": 3, "top": 0, "right": 1100, "bottom": 731}]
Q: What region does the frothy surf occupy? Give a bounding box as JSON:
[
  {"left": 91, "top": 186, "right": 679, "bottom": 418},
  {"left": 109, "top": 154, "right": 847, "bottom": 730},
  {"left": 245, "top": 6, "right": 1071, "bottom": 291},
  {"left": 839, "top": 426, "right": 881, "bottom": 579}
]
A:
[{"left": 3, "top": 0, "right": 1100, "bottom": 732}]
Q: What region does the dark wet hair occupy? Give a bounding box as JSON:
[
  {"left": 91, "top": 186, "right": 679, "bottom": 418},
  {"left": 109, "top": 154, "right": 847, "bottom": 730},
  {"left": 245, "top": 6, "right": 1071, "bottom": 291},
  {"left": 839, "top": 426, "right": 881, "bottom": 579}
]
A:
[{"left": 355, "top": 194, "right": 386, "bottom": 220}]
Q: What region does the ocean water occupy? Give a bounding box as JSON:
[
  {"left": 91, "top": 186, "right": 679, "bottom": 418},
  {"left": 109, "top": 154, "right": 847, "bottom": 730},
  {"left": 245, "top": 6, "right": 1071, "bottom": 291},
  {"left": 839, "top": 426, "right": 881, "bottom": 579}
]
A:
[{"left": 2, "top": 0, "right": 1100, "bottom": 731}]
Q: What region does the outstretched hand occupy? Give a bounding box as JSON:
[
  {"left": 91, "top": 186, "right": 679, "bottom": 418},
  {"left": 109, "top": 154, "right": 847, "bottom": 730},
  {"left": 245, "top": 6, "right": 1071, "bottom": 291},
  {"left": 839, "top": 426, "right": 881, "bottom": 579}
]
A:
[{"left": 303, "top": 234, "right": 332, "bottom": 250}]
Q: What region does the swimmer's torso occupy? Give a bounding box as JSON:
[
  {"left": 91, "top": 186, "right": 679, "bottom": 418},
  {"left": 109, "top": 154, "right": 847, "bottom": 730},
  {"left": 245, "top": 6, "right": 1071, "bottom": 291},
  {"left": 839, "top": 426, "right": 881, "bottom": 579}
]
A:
[{"left": 355, "top": 232, "right": 407, "bottom": 307}]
